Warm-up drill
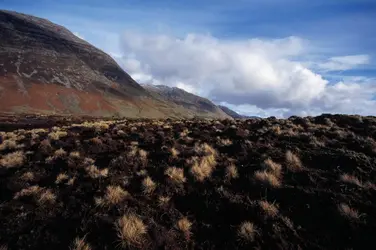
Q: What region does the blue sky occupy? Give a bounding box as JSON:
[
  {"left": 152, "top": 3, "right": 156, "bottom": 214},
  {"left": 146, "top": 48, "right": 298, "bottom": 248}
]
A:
[{"left": 1, "top": 0, "right": 376, "bottom": 117}]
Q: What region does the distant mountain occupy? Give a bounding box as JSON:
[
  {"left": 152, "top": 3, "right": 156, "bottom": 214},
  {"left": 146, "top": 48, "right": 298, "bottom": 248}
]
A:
[
  {"left": 142, "top": 84, "right": 231, "bottom": 119},
  {"left": 218, "top": 105, "right": 259, "bottom": 119},
  {"left": 0, "top": 10, "right": 230, "bottom": 119}
]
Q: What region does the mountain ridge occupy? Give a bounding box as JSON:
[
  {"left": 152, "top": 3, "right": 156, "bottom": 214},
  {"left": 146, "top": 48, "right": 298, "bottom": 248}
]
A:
[{"left": 0, "top": 10, "right": 231, "bottom": 119}]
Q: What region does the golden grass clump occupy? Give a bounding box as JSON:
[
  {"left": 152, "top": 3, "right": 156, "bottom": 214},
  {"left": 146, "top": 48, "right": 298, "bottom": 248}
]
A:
[
  {"left": 196, "top": 143, "right": 217, "bottom": 156},
  {"left": 263, "top": 159, "right": 282, "bottom": 178},
  {"left": 83, "top": 157, "right": 95, "bottom": 166},
  {"left": 271, "top": 125, "right": 281, "bottom": 135},
  {"left": 190, "top": 157, "right": 215, "bottom": 182},
  {"left": 190, "top": 144, "right": 217, "bottom": 182},
  {"left": 158, "top": 196, "right": 171, "bottom": 207},
  {"left": 142, "top": 176, "right": 157, "bottom": 194},
  {"left": 69, "top": 151, "right": 81, "bottom": 159},
  {"left": 14, "top": 185, "right": 56, "bottom": 205},
  {"left": 86, "top": 165, "right": 109, "bottom": 179},
  {"left": 258, "top": 200, "right": 279, "bottom": 218},
  {"left": 128, "top": 146, "right": 138, "bottom": 157},
  {"left": 38, "top": 189, "right": 57, "bottom": 205},
  {"left": 55, "top": 173, "right": 69, "bottom": 184},
  {"left": 0, "top": 151, "right": 25, "bottom": 168},
  {"left": 138, "top": 149, "right": 148, "bottom": 162},
  {"left": 340, "top": 174, "right": 362, "bottom": 187},
  {"left": 220, "top": 138, "right": 233, "bottom": 146},
  {"left": 67, "top": 177, "right": 76, "bottom": 186},
  {"left": 238, "top": 221, "right": 257, "bottom": 242},
  {"left": 14, "top": 185, "right": 42, "bottom": 199},
  {"left": 95, "top": 185, "right": 129, "bottom": 207},
  {"left": 90, "top": 137, "right": 102, "bottom": 145},
  {"left": 225, "top": 164, "right": 239, "bottom": 180},
  {"left": 285, "top": 150, "right": 303, "bottom": 172},
  {"left": 165, "top": 167, "right": 186, "bottom": 184},
  {"left": 254, "top": 170, "right": 281, "bottom": 188},
  {"left": 71, "top": 236, "right": 91, "bottom": 250},
  {"left": 176, "top": 217, "right": 192, "bottom": 237},
  {"left": 54, "top": 148, "right": 67, "bottom": 158},
  {"left": 116, "top": 214, "right": 147, "bottom": 248},
  {"left": 117, "top": 130, "right": 126, "bottom": 136},
  {"left": 338, "top": 203, "right": 360, "bottom": 220},
  {"left": 39, "top": 139, "right": 52, "bottom": 153},
  {"left": 170, "top": 147, "right": 179, "bottom": 158},
  {"left": 21, "top": 171, "right": 35, "bottom": 182},
  {"left": 180, "top": 129, "right": 189, "bottom": 137},
  {"left": 0, "top": 139, "right": 17, "bottom": 151},
  {"left": 48, "top": 130, "right": 68, "bottom": 141}
]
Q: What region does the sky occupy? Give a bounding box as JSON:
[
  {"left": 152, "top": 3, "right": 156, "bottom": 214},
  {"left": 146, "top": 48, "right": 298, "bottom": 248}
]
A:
[{"left": 1, "top": 0, "right": 376, "bottom": 117}]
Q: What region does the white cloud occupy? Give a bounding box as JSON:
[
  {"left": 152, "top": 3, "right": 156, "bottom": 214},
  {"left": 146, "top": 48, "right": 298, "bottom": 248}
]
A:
[
  {"left": 318, "top": 54, "right": 370, "bottom": 71},
  {"left": 117, "top": 31, "right": 376, "bottom": 118}
]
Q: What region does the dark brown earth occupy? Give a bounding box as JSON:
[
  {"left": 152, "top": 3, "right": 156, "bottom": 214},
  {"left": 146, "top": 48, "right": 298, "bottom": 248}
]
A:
[{"left": 0, "top": 114, "right": 376, "bottom": 250}]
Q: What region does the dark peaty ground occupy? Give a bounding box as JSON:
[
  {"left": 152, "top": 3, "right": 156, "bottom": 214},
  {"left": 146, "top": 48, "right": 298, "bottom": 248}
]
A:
[{"left": 0, "top": 114, "right": 376, "bottom": 250}]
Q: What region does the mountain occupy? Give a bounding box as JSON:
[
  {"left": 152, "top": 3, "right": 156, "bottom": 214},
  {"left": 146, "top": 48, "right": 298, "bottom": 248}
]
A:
[
  {"left": 218, "top": 105, "right": 259, "bottom": 119},
  {"left": 141, "top": 84, "right": 230, "bottom": 119},
  {"left": 0, "top": 10, "right": 229, "bottom": 119}
]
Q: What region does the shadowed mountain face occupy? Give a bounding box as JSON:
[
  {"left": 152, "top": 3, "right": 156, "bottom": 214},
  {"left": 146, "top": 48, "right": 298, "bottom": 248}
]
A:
[
  {"left": 0, "top": 10, "right": 231, "bottom": 118},
  {"left": 0, "top": 10, "right": 153, "bottom": 117},
  {"left": 142, "top": 84, "right": 231, "bottom": 119}
]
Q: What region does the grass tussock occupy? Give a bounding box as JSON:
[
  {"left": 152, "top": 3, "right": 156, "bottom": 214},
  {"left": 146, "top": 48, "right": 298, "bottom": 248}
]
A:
[
  {"left": 14, "top": 185, "right": 56, "bottom": 205},
  {"left": 71, "top": 236, "right": 91, "bottom": 250},
  {"left": 95, "top": 185, "right": 129, "bottom": 207},
  {"left": 157, "top": 196, "right": 170, "bottom": 207},
  {"left": 55, "top": 173, "right": 69, "bottom": 184},
  {"left": 138, "top": 149, "right": 148, "bottom": 162},
  {"left": 338, "top": 203, "right": 361, "bottom": 220},
  {"left": 0, "top": 151, "right": 25, "bottom": 168},
  {"left": 254, "top": 170, "right": 281, "bottom": 188},
  {"left": 69, "top": 151, "right": 81, "bottom": 159},
  {"left": 142, "top": 176, "right": 157, "bottom": 194},
  {"left": 258, "top": 200, "right": 279, "bottom": 218},
  {"left": 225, "top": 164, "right": 238, "bottom": 180},
  {"left": 38, "top": 189, "right": 57, "bottom": 205},
  {"left": 285, "top": 151, "right": 303, "bottom": 172},
  {"left": 85, "top": 165, "right": 109, "bottom": 179},
  {"left": 238, "top": 221, "right": 257, "bottom": 242},
  {"left": 263, "top": 159, "right": 282, "bottom": 178},
  {"left": 48, "top": 130, "right": 68, "bottom": 141},
  {"left": 54, "top": 148, "right": 67, "bottom": 158},
  {"left": 0, "top": 139, "right": 17, "bottom": 151},
  {"left": 116, "top": 214, "right": 147, "bottom": 248},
  {"left": 21, "top": 171, "right": 35, "bottom": 181},
  {"left": 170, "top": 147, "right": 179, "bottom": 158},
  {"left": 177, "top": 217, "right": 192, "bottom": 237},
  {"left": 340, "top": 174, "right": 362, "bottom": 187},
  {"left": 165, "top": 167, "right": 186, "bottom": 184},
  {"left": 190, "top": 145, "right": 217, "bottom": 182}
]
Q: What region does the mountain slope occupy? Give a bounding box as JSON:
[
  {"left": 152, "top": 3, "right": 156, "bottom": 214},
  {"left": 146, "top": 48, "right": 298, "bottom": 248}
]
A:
[
  {"left": 0, "top": 10, "right": 151, "bottom": 116},
  {"left": 142, "top": 84, "right": 231, "bottom": 119},
  {"left": 0, "top": 10, "right": 230, "bottom": 119},
  {"left": 218, "top": 105, "right": 259, "bottom": 119}
]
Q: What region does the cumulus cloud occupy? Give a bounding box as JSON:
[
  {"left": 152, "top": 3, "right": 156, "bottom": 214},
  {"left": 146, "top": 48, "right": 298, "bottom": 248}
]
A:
[
  {"left": 117, "top": 31, "right": 375, "bottom": 117},
  {"left": 318, "top": 54, "right": 370, "bottom": 71}
]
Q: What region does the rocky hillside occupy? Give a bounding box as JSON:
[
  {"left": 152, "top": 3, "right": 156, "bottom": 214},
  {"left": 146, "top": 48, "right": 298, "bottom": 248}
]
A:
[
  {"left": 0, "top": 10, "right": 229, "bottom": 119},
  {"left": 218, "top": 105, "right": 259, "bottom": 119},
  {"left": 142, "top": 84, "right": 230, "bottom": 119}
]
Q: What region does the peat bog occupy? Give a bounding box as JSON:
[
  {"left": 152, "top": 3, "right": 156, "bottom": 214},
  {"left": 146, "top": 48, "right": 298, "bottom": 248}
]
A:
[{"left": 0, "top": 114, "right": 376, "bottom": 249}]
